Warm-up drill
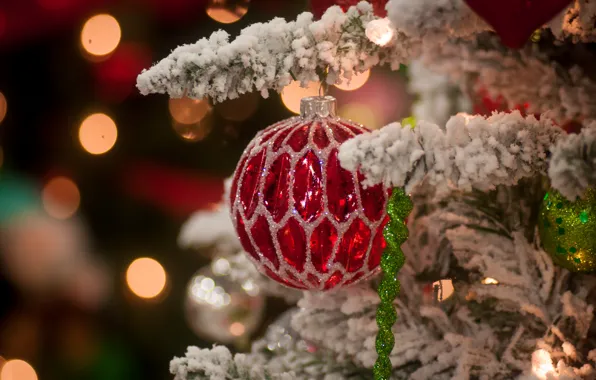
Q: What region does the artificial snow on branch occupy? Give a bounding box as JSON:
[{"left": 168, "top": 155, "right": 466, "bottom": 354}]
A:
[
  {"left": 137, "top": 2, "right": 417, "bottom": 103},
  {"left": 338, "top": 111, "right": 562, "bottom": 196},
  {"left": 549, "top": 122, "right": 596, "bottom": 200},
  {"left": 418, "top": 35, "right": 596, "bottom": 122}
]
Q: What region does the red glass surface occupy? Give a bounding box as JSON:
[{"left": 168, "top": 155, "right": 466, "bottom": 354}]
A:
[
  {"left": 324, "top": 271, "right": 343, "bottom": 289},
  {"left": 251, "top": 215, "right": 280, "bottom": 269},
  {"left": 326, "top": 149, "right": 357, "bottom": 222},
  {"left": 235, "top": 211, "right": 259, "bottom": 262},
  {"left": 330, "top": 123, "right": 353, "bottom": 142},
  {"left": 263, "top": 153, "right": 291, "bottom": 222},
  {"left": 277, "top": 217, "right": 307, "bottom": 272},
  {"left": 230, "top": 155, "right": 247, "bottom": 206},
  {"left": 338, "top": 218, "right": 370, "bottom": 272},
  {"left": 287, "top": 124, "right": 310, "bottom": 152},
  {"left": 272, "top": 125, "right": 295, "bottom": 152},
  {"left": 293, "top": 150, "right": 323, "bottom": 222},
  {"left": 359, "top": 174, "right": 386, "bottom": 222},
  {"left": 310, "top": 218, "right": 337, "bottom": 273},
  {"left": 312, "top": 122, "right": 330, "bottom": 149},
  {"left": 240, "top": 149, "right": 266, "bottom": 219},
  {"left": 368, "top": 216, "right": 388, "bottom": 270},
  {"left": 344, "top": 272, "right": 364, "bottom": 285}
]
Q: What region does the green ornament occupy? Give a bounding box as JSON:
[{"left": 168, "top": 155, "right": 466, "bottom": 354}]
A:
[
  {"left": 538, "top": 188, "right": 596, "bottom": 272},
  {"left": 373, "top": 188, "right": 412, "bottom": 380}
]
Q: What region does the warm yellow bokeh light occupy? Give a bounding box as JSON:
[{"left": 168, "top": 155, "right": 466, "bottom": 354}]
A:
[
  {"left": 0, "top": 92, "right": 7, "bottom": 124},
  {"left": 338, "top": 103, "right": 380, "bottom": 129},
  {"left": 334, "top": 70, "right": 370, "bottom": 91},
  {"left": 482, "top": 277, "right": 499, "bottom": 285},
  {"left": 229, "top": 322, "right": 245, "bottom": 337},
  {"left": 432, "top": 279, "right": 454, "bottom": 302},
  {"left": 206, "top": 0, "right": 249, "bottom": 24},
  {"left": 0, "top": 359, "right": 38, "bottom": 380},
  {"left": 169, "top": 97, "right": 212, "bottom": 125},
  {"left": 126, "top": 258, "right": 167, "bottom": 299},
  {"left": 79, "top": 113, "right": 118, "bottom": 155},
  {"left": 281, "top": 81, "right": 320, "bottom": 114},
  {"left": 81, "top": 14, "right": 121, "bottom": 56},
  {"left": 42, "top": 176, "right": 81, "bottom": 219}
]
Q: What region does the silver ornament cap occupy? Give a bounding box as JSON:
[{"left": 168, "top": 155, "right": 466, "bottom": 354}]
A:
[{"left": 300, "top": 96, "right": 337, "bottom": 119}]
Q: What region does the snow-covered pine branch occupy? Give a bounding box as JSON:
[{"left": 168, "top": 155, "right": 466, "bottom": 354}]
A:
[
  {"left": 137, "top": 2, "right": 420, "bottom": 103},
  {"left": 418, "top": 35, "right": 596, "bottom": 122},
  {"left": 549, "top": 122, "right": 596, "bottom": 200},
  {"left": 338, "top": 111, "right": 562, "bottom": 197}
]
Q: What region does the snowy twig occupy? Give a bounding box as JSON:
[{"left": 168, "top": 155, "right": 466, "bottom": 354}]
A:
[
  {"left": 549, "top": 122, "right": 596, "bottom": 200},
  {"left": 338, "top": 111, "right": 562, "bottom": 196}
]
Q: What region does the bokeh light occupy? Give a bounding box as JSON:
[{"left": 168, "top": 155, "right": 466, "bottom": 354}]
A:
[
  {"left": 42, "top": 176, "right": 81, "bottom": 219},
  {"left": 334, "top": 70, "right": 370, "bottom": 91},
  {"left": 169, "top": 97, "right": 212, "bottom": 125},
  {"left": 206, "top": 0, "right": 249, "bottom": 24},
  {"left": 0, "top": 359, "right": 38, "bottom": 380},
  {"left": 432, "top": 279, "right": 454, "bottom": 302},
  {"left": 79, "top": 113, "right": 118, "bottom": 155},
  {"left": 0, "top": 92, "right": 7, "bottom": 124},
  {"left": 215, "top": 93, "right": 259, "bottom": 122},
  {"left": 126, "top": 258, "right": 167, "bottom": 299},
  {"left": 229, "top": 322, "right": 245, "bottom": 336},
  {"left": 81, "top": 14, "right": 121, "bottom": 57},
  {"left": 281, "top": 81, "right": 320, "bottom": 114},
  {"left": 338, "top": 103, "right": 380, "bottom": 129},
  {"left": 482, "top": 277, "right": 499, "bottom": 285},
  {"left": 365, "top": 18, "right": 394, "bottom": 46}
]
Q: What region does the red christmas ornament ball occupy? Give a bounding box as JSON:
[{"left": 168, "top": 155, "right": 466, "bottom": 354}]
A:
[
  {"left": 464, "top": 0, "right": 572, "bottom": 48},
  {"left": 310, "top": 0, "right": 388, "bottom": 19},
  {"left": 230, "top": 96, "right": 388, "bottom": 290}
]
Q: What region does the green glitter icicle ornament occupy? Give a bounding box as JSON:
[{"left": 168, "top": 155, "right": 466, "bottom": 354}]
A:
[
  {"left": 373, "top": 188, "right": 412, "bottom": 380},
  {"left": 538, "top": 187, "right": 596, "bottom": 272}
]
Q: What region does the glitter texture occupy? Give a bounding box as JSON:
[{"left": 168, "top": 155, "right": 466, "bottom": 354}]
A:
[
  {"left": 374, "top": 188, "right": 412, "bottom": 380},
  {"left": 538, "top": 187, "right": 596, "bottom": 272},
  {"left": 230, "top": 96, "right": 388, "bottom": 290}
]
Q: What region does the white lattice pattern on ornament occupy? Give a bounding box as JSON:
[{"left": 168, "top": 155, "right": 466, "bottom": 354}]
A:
[{"left": 230, "top": 111, "right": 388, "bottom": 290}]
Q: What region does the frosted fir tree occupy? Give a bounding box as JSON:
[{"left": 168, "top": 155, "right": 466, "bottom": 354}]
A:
[{"left": 137, "top": 1, "right": 596, "bottom": 379}]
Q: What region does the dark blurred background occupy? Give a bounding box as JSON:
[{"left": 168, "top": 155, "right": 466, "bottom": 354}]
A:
[{"left": 0, "top": 1, "right": 410, "bottom": 379}]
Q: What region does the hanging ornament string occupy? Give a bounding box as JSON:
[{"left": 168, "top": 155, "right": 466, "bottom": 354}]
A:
[{"left": 373, "top": 188, "right": 412, "bottom": 380}]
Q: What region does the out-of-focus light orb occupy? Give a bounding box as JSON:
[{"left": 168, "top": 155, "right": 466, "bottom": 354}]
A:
[
  {"left": 206, "top": 0, "right": 249, "bottom": 24},
  {"left": 42, "top": 177, "right": 80, "bottom": 219},
  {"left": 172, "top": 115, "right": 214, "bottom": 142},
  {"left": 81, "top": 14, "right": 121, "bottom": 57},
  {"left": 365, "top": 18, "right": 394, "bottom": 46},
  {"left": 211, "top": 258, "right": 231, "bottom": 276},
  {"left": 432, "top": 279, "right": 454, "bottom": 302},
  {"left": 229, "top": 322, "right": 245, "bottom": 336},
  {"left": 338, "top": 103, "right": 380, "bottom": 129},
  {"left": 532, "top": 349, "right": 554, "bottom": 380},
  {"left": 215, "top": 93, "right": 259, "bottom": 122},
  {"left": 482, "top": 277, "right": 499, "bottom": 285},
  {"left": 79, "top": 113, "right": 118, "bottom": 155},
  {"left": 281, "top": 81, "right": 320, "bottom": 114},
  {"left": 0, "top": 359, "right": 38, "bottom": 380},
  {"left": 0, "top": 92, "right": 7, "bottom": 124},
  {"left": 126, "top": 258, "right": 167, "bottom": 299},
  {"left": 334, "top": 70, "right": 370, "bottom": 91},
  {"left": 169, "top": 97, "right": 212, "bottom": 125}
]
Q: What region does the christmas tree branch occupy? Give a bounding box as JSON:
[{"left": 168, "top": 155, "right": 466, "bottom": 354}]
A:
[{"left": 338, "top": 111, "right": 562, "bottom": 197}]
